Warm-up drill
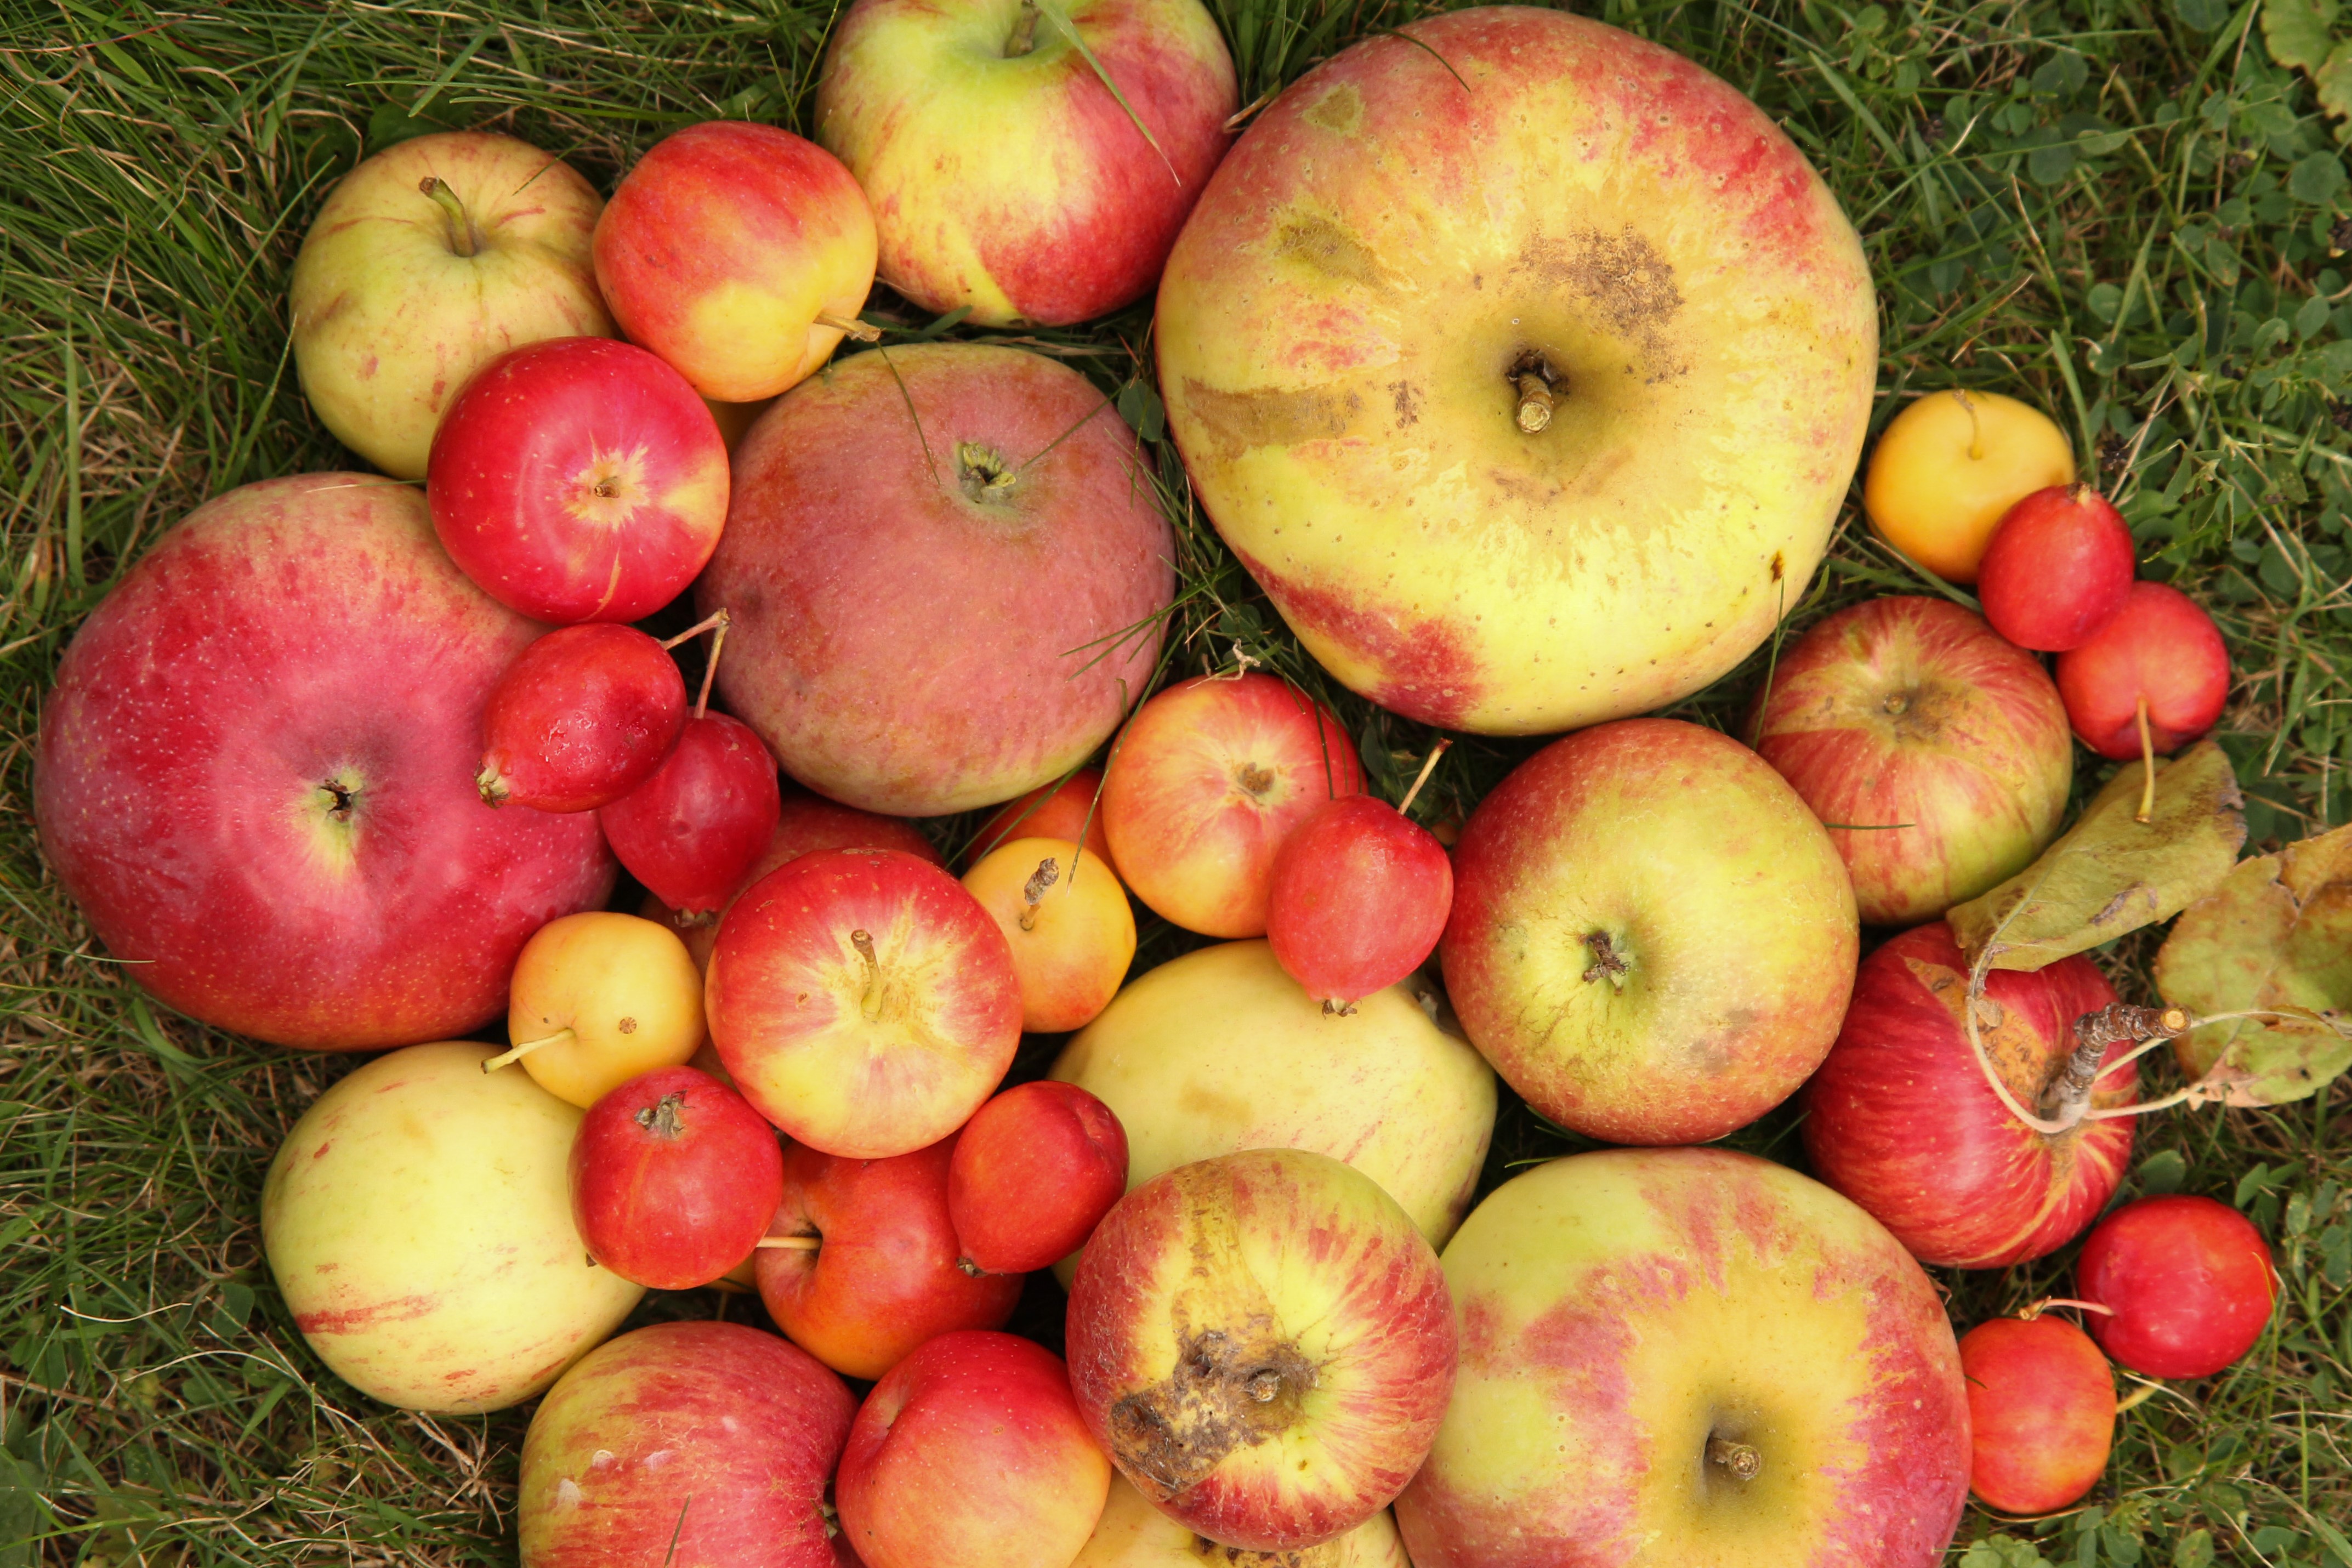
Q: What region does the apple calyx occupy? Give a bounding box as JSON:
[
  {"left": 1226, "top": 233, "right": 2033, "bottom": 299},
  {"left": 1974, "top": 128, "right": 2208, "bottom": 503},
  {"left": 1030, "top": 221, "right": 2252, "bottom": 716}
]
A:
[
  {"left": 1705, "top": 1435, "right": 1762, "bottom": 1482},
  {"left": 955, "top": 442, "right": 1020, "bottom": 504},
  {"left": 1320, "top": 997, "right": 1360, "bottom": 1017},
  {"left": 416, "top": 176, "right": 479, "bottom": 259},
  {"left": 475, "top": 763, "right": 510, "bottom": 807},
  {"left": 633, "top": 1090, "right": 688, "bottom": 1139},
  {"left": 1004, "top": 0, "right": 1042, "bottom": 57},
  {"left": 315, "top": 776, "right": 360, "bottom": 823},
  {"left": 1510, "top": 351, "right": 1559, "bottom": 435},
  {"left": 1581, "top": 930, "right": 1630, "bottom": 989},
  {"left": 1109, "top": 1326, "right": 1320, "bottom": 1501},
  {"left": 1019, "top": 855, "right": 1061, "bottom": 931}
]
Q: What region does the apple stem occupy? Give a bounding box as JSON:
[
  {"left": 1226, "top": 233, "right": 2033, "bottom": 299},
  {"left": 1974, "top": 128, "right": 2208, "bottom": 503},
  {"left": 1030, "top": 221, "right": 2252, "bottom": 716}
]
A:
[
  {"left": 755, "top": 1234, "right": 822, "bottom": 1251},
  {"left": 483, "top": 1028, "right": 572, "bottom": 1072},
  {"left": 850, "top": 928, "right": 888, "bottom": 1022},
  {"left": 1706, "top": 1438, "right": 1762, "bottom": 1481},
  {"left": 816, "top": 310, "right": 882, "bottom": 343},
  {"left": 1955, "top": 389, "right": 1984, "bottom": 461},
  {"left": 662, "top": 607, "right": 732, "bottom": 719},
  {"left": 417, "top": 176, "right": 478, "bottom": 259},
  {"left": 1396, "top": 737, "right": 1452, "bottom": 817},
  {"left": 1019, "top": 856, "right": 1061, "bottom": 931},
  {"left": 2134, "top": 693, "right": 2156, "bottom": 825},
  {"left": 1004, "top": 0, "right": 1042, "bottom": 56},
  {"left": 1514, "top": 371, "right": 1554, "bottom": 434},
  {"left": 660, "top": 607, "right": 730, "bottom": 652},
  {"left": 2114, "top": 1377, "right": 2164, "bottom": 1413},
  {"left": 2022, "top": 1296, "right": 2116, "bottom": 1321}
]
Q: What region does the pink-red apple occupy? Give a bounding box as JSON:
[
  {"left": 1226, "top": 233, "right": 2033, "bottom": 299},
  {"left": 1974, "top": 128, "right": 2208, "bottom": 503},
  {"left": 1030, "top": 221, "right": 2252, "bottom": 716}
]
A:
[
  {"left": 600, "top": 711, "right": 783, "bottom": 916},
  {"left": 962, "top": 835, "right": 1138, "bottom": 1032},
  {"left": 1976, "top": 484, "right": 2135, "bottom": 652},
  {"left": 948, "top": 1080, "right": 1129, "bottom": 1275},
  {"left": 1750, "top": 595, "right": 2073, "bottom": 925},
  {"left": 478, "top": 623, "right": 686, "bottom": 811},
  {"left": 35, "top": 475, "right": 613, "bottom": 1050},
  {"left": 1266, "top": 793, "right": 1452, "bottom": 1008},
  {"left": 570, "top": 1066, "right": 784, "bottom": 1290},
  {"left": 2055, "top": 581, "right": 2232, "bottom": 760},
  {"left": 1102, "top": 673, "right": 1364, "bottom": 938},
  {"left": 2075, "top": 1195, "right": 2277, "bottom": 1379},
  {"left": 700, "top": 342, "right": 1172, "bottom": 815},
  {"left": 975, "top": 768, "right": 1113, "bottom": 866},
  {"left": 1958, "top": 1313, "right": 2114, "bottom": 1514}
]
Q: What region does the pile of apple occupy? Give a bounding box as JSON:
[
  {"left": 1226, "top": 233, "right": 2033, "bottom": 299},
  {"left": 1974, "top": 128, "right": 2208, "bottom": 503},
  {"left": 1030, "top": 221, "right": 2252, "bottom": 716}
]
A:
[{"left": 27, "top": 2, "right": 2305, "bottom": 1564}]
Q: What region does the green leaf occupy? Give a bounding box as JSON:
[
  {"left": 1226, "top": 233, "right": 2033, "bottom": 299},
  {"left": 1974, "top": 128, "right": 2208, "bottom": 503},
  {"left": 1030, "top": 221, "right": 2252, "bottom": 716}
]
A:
[
  {"left": 2172, "top": 1527, "right": 2214, "bottom": 1568},
  {"left": 2265, "top": 0, "right": 2342, "bottom": 72},
  {"left": 2292, "top": 151, "right": 2350, "bottom": 204},
  {"left": 2139, "top": 1147, "right": 2190, "bottom": 1192},
  {"left": 1948, "top": 742, "right": 2248, "bottom": 971},
  {"left": 2155, "top": 821, "right": 2352, "bottom": 1104},
  {"left": 2322, "top": 39, "right": 2352, "bottom": 119},
  {"left": 2177, "top": 0, "right": 2235, "bottom": 31}
]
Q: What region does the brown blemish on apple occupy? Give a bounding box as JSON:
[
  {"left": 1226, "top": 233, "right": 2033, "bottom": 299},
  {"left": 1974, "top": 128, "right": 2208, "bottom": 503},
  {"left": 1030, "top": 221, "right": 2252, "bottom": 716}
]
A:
[
  {"left": 1508, "top": 226, "right": 1686, "bottom": 373},
  {"left": 1271, "top": 212, "right": 1397, "bottom": 291},
  {"left": 1186, "top": 1532, "right": 1348, "bottom": 1566},
  {"left": 1300, "top": 82, "right": 1363, "bottom": 135},
  {"left": 1179, "top": 381, "right": 1360, "bottom": 462}
]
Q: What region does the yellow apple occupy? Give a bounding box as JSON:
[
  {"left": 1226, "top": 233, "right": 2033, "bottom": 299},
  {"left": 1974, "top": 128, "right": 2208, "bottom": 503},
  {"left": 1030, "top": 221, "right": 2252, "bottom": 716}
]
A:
[
  {"left": 962, "top": 835, "right": 1137, "bottom": 1032},
  {"left": 1863, "top": 390, "right": 2078, "bottom": 582},
  {"left": 493, "top": 910, "right": 706, "bottom": 1107}
]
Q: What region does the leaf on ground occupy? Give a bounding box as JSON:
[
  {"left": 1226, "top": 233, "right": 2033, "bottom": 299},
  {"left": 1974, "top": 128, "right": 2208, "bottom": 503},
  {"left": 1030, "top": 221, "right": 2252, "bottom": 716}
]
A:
[
  {"left": 1948, "top": 741, "right": 2246, "bottom": 972},
  {"left": 2264, "top": 0, "right": 2342, "bottom": 73},
  {"left": 2154, "top": 821, "right": 2352, "bottom": 1106},
  {"left": 2323, "top": 39, "right": 2352, "bottom": 120}
]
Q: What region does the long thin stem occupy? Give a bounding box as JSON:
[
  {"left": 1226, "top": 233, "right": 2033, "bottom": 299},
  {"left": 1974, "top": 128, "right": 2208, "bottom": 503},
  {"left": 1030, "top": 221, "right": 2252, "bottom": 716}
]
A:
[
  {"left": 754, "top": 1235, "right": 822, "bottom": 1251},
  {"left": 1397, "top": 738, "right": 1452, "bottom": 817},
  {"left": 483, "top": 1029, "right": 571, "bottom": 1072},
  {"left": 816, "top": 310, "right": 881, "bottom": 342},
  {"left": 417, "top": 177, "right": 476, "bottom": 258},
  {"left": 1961, "top": 951, "right": 2077, "bottom": 1136},
  {"left": 2135, "top": 692, "right": 2157, "bottom": 823}
]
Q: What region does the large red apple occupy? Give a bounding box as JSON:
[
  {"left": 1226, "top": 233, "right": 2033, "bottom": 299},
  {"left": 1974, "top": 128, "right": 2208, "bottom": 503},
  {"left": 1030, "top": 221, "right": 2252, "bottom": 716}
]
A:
[
  {"left": 35, "top": 475, "right": 613, "bottom": 1050},
  {"left": 1800, "top": 921, "right": 2137, "bottom": 1269},
  {"left": 1750, "top": 595, "right": 2073, "bottom": 925},
  {"left": 701, "top": 343, "right": 1172, "bottom": 815},
  {"left": 1395, "top": 1147, "right": 1970, "bottom": 1567}
]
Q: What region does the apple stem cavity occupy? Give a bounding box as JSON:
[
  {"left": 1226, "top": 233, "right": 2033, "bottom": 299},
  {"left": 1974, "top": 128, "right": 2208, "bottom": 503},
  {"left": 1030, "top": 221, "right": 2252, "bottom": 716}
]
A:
[
  {"left": 1706, "top": 1436, "right": 1762, "bottom": 1482},
  {"left": 661, "top": 606, "right": 731, "bottom": 719},
  {"left": 1004, "top": 0, "right": 1042, "bottom": 57},
  {"left": 484, "top": 1027, "right": 573, "bottom": 1072},
  {"left": 815, "top": 310, "right": 882, "bottom": 342},
  {"left": 1581, "top": 930, "right": 1629, "bottom": 988},
  {"left": 632, "top": 1090, "right": 688, "bottom": 1139},
  {"left": 416, "top": 176, "right": 479, "bottom": 259},
  {"left": 1396, "top": 737, "right": 1452, "bottom": 817},
  {"left": 1019, "top": 855, "right": 1061, "bottom": 930},
  {"left": 2134, "top": 693, "right": 2157, "bottom": 824},
  {"left": 955, "top": 441, "right": 1020, "bottom": 504}
]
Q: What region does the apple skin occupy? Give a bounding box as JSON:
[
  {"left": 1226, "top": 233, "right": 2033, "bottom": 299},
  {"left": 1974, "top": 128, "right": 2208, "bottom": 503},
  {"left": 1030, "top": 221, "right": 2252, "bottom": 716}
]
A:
[
  {"left": 1862, "top": 391, "right": 2078, "bottom": 584},
  {"left": 35, "top": 475, "right": 614, "bottom": 1050},
  {"left": 1103, "top": 674, "right": 1366, "bottom": 939},
  {"left": 1156, "top": 8, "right": 1876, "bottom": 734},
  {"left": 570, "top": 1066, "right": 785, "bottom": 1290},
  {"left": 477, "top": 624, "right": 687, "bottom": 811},
  {"left": 1067, "top": 1149, "right": 1456, "bottom": 1552},
  {"left": 1958, "top": 1314, "right": 2114, "bottom": 1515},
  {"left": 757, "top": 1134, "right": 1024, "bottom": 1380},
  {"left": 963, "top": 835, "right": 1139, "bottom": 1031},
  {"left": 2055, "top": 581, "right": 2232, "bottom": 760},
  {"left": 427, "top": 336, "right": 729, "bottom": 624},
  {"left": 815, "top": 0, "right": 1235, "bottom": 327},
  {"left": 289, "top": 132, "right": 613, "bottom": 480},
  {"left": 948, "top": 1080, "right": 1130, "bottom": 1275},
  {"left": 701, "top": 342, "right": 1172, "bottom": 815},
  {"left": 516, "top": 1320, "right": 857, "bottom": 1568},
  {"left": 1800, "top": 922, "right": 2137, "bottom": 1269},
  {"left": 1440, "top": 718, "right": 1857, "bottom": 1145},
  {"left": 592, "top": 121, "right": 877, "bottom": 404},
  {"left": 1073, "top": 1475, "right": 1412, "bottom": 1567},
  {"left": 600, "top": 711, "right": 784, "bottom": 916},
  {"left": 1976, "top": 485, "right": 2135, "bottom": 652},
  {"left": 2075, "top": 1195, "right": 2278, "bottom": 1379},
  {"left": 1749, "top": 595, "right": 2073, "bottom": 925},
  {"left": 1394, "top": 1146, "right": 1970, "bottom": 1568},
  {"left": 837, "top": 1331, "right": 1112, "bottom": 1568},
  {"left": 1266, "top": 794, "right": 1453, "bottom": 1007},
  {"left": 975, "top": 768, "right": 1114, "bottom": 866}
]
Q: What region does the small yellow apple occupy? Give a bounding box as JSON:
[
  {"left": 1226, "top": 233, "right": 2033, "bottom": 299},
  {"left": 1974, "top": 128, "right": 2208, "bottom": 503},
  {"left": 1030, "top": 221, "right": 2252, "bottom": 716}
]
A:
[
  {"left": 493, "top": 911, "right": 705, "bottom": 1107},
  {"left": 1864, "top": 390, "right": 2077, "bottom": 583},
  {"left": 963, "top": 836, "right": 1137, "bottom": 1033}
]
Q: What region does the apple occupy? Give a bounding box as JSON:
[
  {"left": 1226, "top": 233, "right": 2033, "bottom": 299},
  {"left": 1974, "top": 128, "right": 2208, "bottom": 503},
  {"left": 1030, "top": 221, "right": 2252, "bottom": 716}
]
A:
[
  {"left": 2075, "top": 1195, "right": 2278, "bottom": 1379},
  {"left": 1067, "top": 1148, "right": 1454, "bottom": 1551},
  {"left": 494, "top": 911, "right": 707, "bottom": 1108},
  {"left": 962, "top": 835, "right": 1138, "bottom": 1031},
  {"left": 35, "top": 474, "right": 613, "bottom": 1050},
  {"left": 709, "top": 847, "right": 1021, "bottom": 1158},
  {"left": 815, "top": 0, "right": 1235, "bottom": 327},
  {"left": 263, "top": 1042, "right": 643, "bottom": 1412},
  {"left": 1864, "top": 390, "right": 2078, "bottom": 582},
  {"left": 427, "top": 336, "right": 729, "bottom": 624},
  {"left": 289, "top": 132, "right": 613, "bottom": 480},
  {"left": 1073, "top": 1475, "right": 1411, "bottom": 1567},
  {"left": 1393, "top": 1147, "right": 1970, "bottom": 1568},
  {"left": 1748, "top": 595, "right": 2073, "bottom": 925},
  {"left": 1266, "top": 793, "right": 1452, "bottom": 1009},
  {"left": 1156, "top": 8, "right": 1876, "bottom": 734},
  {"left": 517, "top": 1320, "right": 856, "bottom": 1567},
  {"left": 948, "top": 1080, "right": 1129, "bottom": 1275},
  {"left": 2055, "top": 581, "right": 2232, "bottom": 761},
  {"left": 592, "top": 121, "right": 877, "bottom": 404},
  {"left": 1958, "top": 1313, "right": 2114, "bottom": 1514},
  {"left": 476, "top": 623, "right": 686, "bottom": 811},
  {"left": 1440, "top": 718, "right": 1857, "bottom": 1145},
  {"left": 700, "top": 342, "right": 1172, "bottom": 815},
  {"left": 837, "top": 1331, "right": 1112, "bottom": 1568},
  {"left": 570, "top": 1066, "right": 785, "bottom": 1290},
  {"left": 1101, "top": 674, "right": 1364, "bottom": 938},
  {"left": 600, "top": 711, "right": 784, "bottom": 917},
  {"left": 757, "top": 1134, "right": 1023, "bottom": 1380},
  {"left": 1976, "top": 484, "right": 2135, "bottom": 652},
  {"left": 975, "top": 768, "right": 1113, "bottom": 866},
  {"left": 1052, "top": 939, "right": 1496, "bottom": 1251}
]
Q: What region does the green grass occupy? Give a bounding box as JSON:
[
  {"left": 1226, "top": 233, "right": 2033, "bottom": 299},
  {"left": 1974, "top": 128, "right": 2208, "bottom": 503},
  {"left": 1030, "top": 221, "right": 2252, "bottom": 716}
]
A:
[{"left": 2, "top": 0, "right": 2348, "bottom": 1561}]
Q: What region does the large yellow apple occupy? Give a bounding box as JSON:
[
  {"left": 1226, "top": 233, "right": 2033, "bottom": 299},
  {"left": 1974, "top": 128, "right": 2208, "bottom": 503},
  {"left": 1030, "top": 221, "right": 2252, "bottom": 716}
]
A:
[{"left": 1156, "top": 6, "right": 1877, "bottom": 734}]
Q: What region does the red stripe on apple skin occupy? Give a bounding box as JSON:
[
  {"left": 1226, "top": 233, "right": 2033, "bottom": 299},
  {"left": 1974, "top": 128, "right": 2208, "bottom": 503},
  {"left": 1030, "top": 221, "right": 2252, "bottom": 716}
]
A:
[
  {"left": 1231, "top": 546, "right": 1485, "bottom": 731},
  {"left": 293, "top": 1293, "right": 442, "bottom": 1338}
]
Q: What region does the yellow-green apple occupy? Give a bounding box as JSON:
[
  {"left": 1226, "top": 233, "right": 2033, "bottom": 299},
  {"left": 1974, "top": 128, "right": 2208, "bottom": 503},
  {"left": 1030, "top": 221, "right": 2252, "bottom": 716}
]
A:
[
  {"left": 289, "top": 132, "right": 612, "bottom": 479},
  {"left": 427, "top": 336, "right": 729, "bottom": 623},
  {"left": 1101, "top": 674, "right": 1363, "bottom": 938},
  {"left": 1067, "top": 1148, "right": 1455, "bottom": 1550},
  {"left": 499, "top": 911, "right": 707, "bottom": 1109},
  {"left": 814, "top": 0, "right": 1236, "bottom": 327},
  {"left": 1957, "top": 1314, "right": 2114, "bottom": 1514},
  {"left": 1802, "top": 921, "right": 2137, "bottom": 1269},
  {"left": 570, "top": 1065, "right": 784, "bottom": 1290},
  {"left": 708, "top": 847, "right": 1020, "bottom": 1156},
  {"left": 1440, "top": 718, "right": 1856, "bottom": 1144},
  {"left": 263, "top": 1042, "right": 643, "bottom": 1412},
  {"left": 700, "top": 343, "right": 1172, "bottom": 815},
  {"left": 592, "top": 121, "right": 877, "bottom": 403},
  {"left": 1053, "top": 939, "right": 1495, "bottom": 1251},
  {"left": 975, "top": 768, "right": 1115, "bottom": 866},
  {"left": 475, "top": 624, "right": 686, "bottom": 811},
  {"left": 34, "top": 475, "right": 613, "bottom": 1050},
  {"left": 517, "top": 1320, "right": 856, "bottom": 1567},
  {"left": 599, "top": 711, "right": 783, "bottom": 917},
  {"left": 755, "top": 1135, "right": 1022, "bottom": 1380},
  {"left": 1393, "top": 1147, "right": 1970, "bottom": 1567},
  {"left": 1155, "top": 7, "right": 1875, "bottom": 734},
  {"left": 948, "top": 1080, "right": 1129, "bottom": 1275},
  {"left": 1074, "top": 1475, "right": 1411, "bottom": 1567},
  {"left": 837, "top": 1331, "right": 1112, "bottom": 1568},
  {"left": 962, "top": 835, "right": 1137, "bottom": 1031},
  {"left": 1266, "top": 793, "right": 1452, "bottom": 1009},
  {"left": 1749, "top": 595, "right": 2072, "bottom": 925}
]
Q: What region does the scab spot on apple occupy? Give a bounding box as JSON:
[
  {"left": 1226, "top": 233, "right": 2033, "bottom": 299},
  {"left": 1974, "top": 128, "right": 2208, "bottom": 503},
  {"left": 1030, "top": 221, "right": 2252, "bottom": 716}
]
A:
[{"left": 1107, "top": 1326, "right": 1320, "bottom": 1500}]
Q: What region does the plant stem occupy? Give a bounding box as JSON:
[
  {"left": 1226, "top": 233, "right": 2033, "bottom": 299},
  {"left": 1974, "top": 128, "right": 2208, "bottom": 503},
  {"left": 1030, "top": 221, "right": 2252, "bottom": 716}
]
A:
[
  {"left": 417, "top": 177, "right": 476, "bottom": 258},
  {"left": 815, "top": 310, "right": 881, "bottom": 342},
  {"left": 1004, "top": 0, "right": 1041, "bottom": 56},
  {"left": 755, "top": 1235, "right": 822, "bottom": 1250},
  {"left": 1397, "top": 737, "right": 1452, "bottom": 817},
  {"left": 2135, "top": 692, "right": 2157, "bottom": 824},
  {"left": 483, "top": 1028, "right": 571, "bottom": 1072}
]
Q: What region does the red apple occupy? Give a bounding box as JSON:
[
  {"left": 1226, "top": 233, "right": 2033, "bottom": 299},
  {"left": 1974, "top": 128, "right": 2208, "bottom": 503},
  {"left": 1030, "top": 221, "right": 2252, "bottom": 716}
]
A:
[
  {"left": 34, "top": 475, "right": 613, "bottom": 1050},
  {"left": 2075, "top": 1195, "right": 2277, "bottom": 1378},
  {"left": 427, "top": 336, "right": 729, "bottom": 624},
  {"left": 700, "top": 342, "right": 1172, "bottom": 815},
  {"left": 837, "top": 1331, "right": 1112, "bottom": 1568},
  {"left": 1976, "top": 485, "right": 2135, "bottom": 652},
  {"left": 948, "top": 1080, "right": 1129, "bottom": 1274},
  {"left": 570, "top": 1066, "right": 785, "bottom": 1290},
  {"left": 1102, "top": 673, "right": 1365, "bottom": 939},
  {"left": 1802, "top": 922, "right": 2136, "bottom": 1269},
  {"left": 2055, "top": 581, "right": 2232, "bottom": 759},
  {"left": 1958, "top": 1313, "right": 2114, "bottom": 1514},
  {"left": 600, "top": 711, "right": 783, "bottom": 916},
  {"left": 757, "top": 1135, "right": 1023, "bottom": 1380},
  {"left": 1266, "top": 794, "right": 1452, "bottom": 1008},
  {"left": 1749, "top": 595, "right": 2074, "bottom": 925},
  {"left": 517, "top": 1320, "right": 856, "bottom": 1567},
  {"left": 1066, "top": 1148, "right": 1455, "bottom": 1552},
  {"left": 974, "top": 768, "right": 1113, "bottom": 867},
  {"left": 478, "top": 624, "right": 686, "bottom": 811}
]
